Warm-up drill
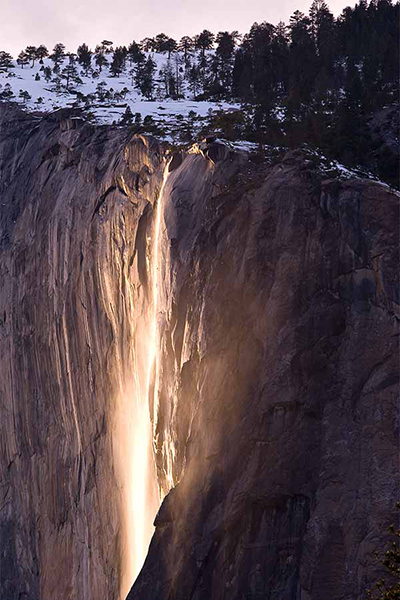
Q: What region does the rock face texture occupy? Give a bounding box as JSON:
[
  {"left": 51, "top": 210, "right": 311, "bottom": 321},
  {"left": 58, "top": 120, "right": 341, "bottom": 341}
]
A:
[
  {"left": 0, "top": 104, "right": 398, "bottom": 600},
  {"left": 0, "top": 105, "right": 166, "bottom": 600},
  {"left": 129, "top": 149, "right": 400, "bottom": 598}
]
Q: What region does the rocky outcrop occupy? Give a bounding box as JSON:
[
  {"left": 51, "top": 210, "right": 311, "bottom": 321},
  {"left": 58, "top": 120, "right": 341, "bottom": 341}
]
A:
[{"left": 0, "top": 104, "right": 398, "bottom": 600}]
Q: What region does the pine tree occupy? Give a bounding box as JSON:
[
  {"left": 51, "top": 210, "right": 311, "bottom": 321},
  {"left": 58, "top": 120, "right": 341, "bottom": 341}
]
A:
[
  {"left": 0, "top": 83, "right": 15, "bottom": 100},
  {"left": 127, "top": 41, "right": 143, "bottom": 65},
  {"left": 110, "top": 47, "right": 126, "bottom": 76},
  {"left": 288, "top": 11, "right": 317, "bottom": 110},
  {"left": 159, "top": 57, "right": 182, "bottom": 99},
  {"left": 17, "top": 51, "right": 29, "bottom": 68},
  {"left": 140, "top": 37, "right": 156, "bottom": 52},
  {"left": 194, "top": 30, "right": 215, "bottom": 56},
  {"left": 154, "top": 33, "right": 169, "bottom": 53},
  {"left": 129, "top": 51, "right": 145, "bottom": 86},
  {"left": 242, "top": 22, "right": 276, "bottom": 104},
  {"left": 50, "top": 43, "right": 66, "bottom": 72},
  {"left": 232, "top": 48, "right": 253, "bottom": 100},
  {"left": 173, "top": 53, "right": 184, "bottom": 97},
  {"left": 94, "top": 47, "right": 108, "bottom": 73},
  {"left": 271, "top": 22, "right": 290, "bottom": 96},
  {"left": 101, "top": 40, "right": 114, "bottom": 54},
  {"left": 208, "top": 52, "right": 222, "bottom": 96},
  {"left": 25, "top": 46, "right": 38, "bottom": 67},
  {"left": 216, "top": 31, "right": 236, "bottom": 60},
  {"left": 142, "top": 55, "right": 156, "bottom": 99},
  {"left": 143, "top": 115, "right": 156, "bottom": 130},
  {"left": 43, "top": 66, "right": 52, "bottom": 82},
  {"left": 66, "top": 52, "right": 77, "bottom": 65},
  {"left": 165, "top": 38, "right": 177, "bottom": 59},
  {"left": 178, "top": 36, "right": 194, "bottom": 66},
  {"left": 196, "top": 52, "right": 209, "bottom": 95},
  {"left": 19, "top": 89, "right": 32, "bottom": 103},
  {"left": 53, "top": 76, "right": 62, "bottom": 94},
  {"left": 215, "top": 31, "right": 237, "bottom": 93},
  {"left": 188, "top": 64, "right": 201, "bottom": 97},
  {"left": 159, "top": 63, "right": 173, "bottom": 98},
  {"left": 309, "top": 0, "right": 335, "bottom": 75},
  {"left": 77, "top": 43, "right": 92, "bottom": 73},
  {"left": 135, "top": 56, "right": 156, "bottom": 99},
  {"left": 0, "top": 51, "right": 14, "bottom": 70},
  {"left": 332, "top": 60, "right": 367, "bottom": 165},
  {"left": 96, "top": 81, "right": 108, "bottom": 102},
  {"left": 61, "top": 63, "right": 79, "bottom": 92},
  {"left": 36, "top": 45, "right": 49, "bottom": 64},
  {"left": 120, "top": 105, "right": 133, "bottom": 125}
]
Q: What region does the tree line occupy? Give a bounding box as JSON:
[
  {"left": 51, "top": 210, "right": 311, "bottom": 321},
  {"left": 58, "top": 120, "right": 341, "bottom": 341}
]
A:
[{"left": 1, "top": 0, "right": 397, "bottom": 109}]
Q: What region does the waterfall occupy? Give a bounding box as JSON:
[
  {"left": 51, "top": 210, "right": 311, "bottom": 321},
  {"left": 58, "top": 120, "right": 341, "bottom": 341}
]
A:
[
  {"left": 147, "top": 165, "right": 169, "bottom": 454},
  {"left": 114, "top": 160, "right": 171, "bottom": 600}
]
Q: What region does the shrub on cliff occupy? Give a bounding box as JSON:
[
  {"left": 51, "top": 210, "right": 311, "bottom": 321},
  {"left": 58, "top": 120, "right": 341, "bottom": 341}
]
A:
[{"left": 367, "top": 503, "right": 400, "bottom": 600}]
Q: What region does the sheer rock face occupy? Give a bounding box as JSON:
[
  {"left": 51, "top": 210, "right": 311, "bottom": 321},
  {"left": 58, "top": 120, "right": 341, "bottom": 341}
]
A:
[
  {"left": 0, "top": 105, "right": 165, "bottom": 600},
  {"left": 0, "top": 104, "right": 398, "bottom": 600},
  {"left": 130, "top": 151, "right": 400, "bottom": 599}
]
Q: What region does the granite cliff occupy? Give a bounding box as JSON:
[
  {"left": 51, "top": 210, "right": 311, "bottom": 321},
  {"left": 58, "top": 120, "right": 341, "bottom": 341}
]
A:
[{"left": 0, "top": 104, "right": 398, "bottom": 600}]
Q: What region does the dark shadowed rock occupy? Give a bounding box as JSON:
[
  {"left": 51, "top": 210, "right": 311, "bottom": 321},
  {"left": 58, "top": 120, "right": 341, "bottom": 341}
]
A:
[
  {"left": 193, "top": 138, "right": 232, "bottom": 164},
  {"left": 128, "top": 150, "right": 399, "bottom": 600},
  {"left": 205, "top": 141, "right": 231, "bottom": 163},
  {"left": 168, "top": 151, "right": 183, "bottom": 172}
]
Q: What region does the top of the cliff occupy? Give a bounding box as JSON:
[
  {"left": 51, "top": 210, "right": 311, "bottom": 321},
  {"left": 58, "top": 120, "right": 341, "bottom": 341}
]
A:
[
  {"left": 1, "top": 0, "right": 398, "bottom": 188},
  {"left": 0, "top": 102, "right": 397, "bottom": 200}
]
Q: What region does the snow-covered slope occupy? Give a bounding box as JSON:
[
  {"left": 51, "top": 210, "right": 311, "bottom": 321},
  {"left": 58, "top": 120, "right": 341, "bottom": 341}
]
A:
[{"left": 0, "top": 53, "right": 239, "bottom": 140}]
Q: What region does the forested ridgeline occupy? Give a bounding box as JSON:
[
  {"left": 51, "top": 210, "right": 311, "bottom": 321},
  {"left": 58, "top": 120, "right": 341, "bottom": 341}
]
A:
[{"left": 0, "top": 0, "right": 398, "bottom": 186}]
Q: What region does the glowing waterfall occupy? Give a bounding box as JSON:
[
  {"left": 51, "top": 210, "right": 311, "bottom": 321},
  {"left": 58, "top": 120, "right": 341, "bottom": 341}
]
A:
[
  {"left": 114, "top": 162, "right": 170, "bottom": 600},
  {"left": 147, "top": 166, "right": 169, "bottom": 450}
]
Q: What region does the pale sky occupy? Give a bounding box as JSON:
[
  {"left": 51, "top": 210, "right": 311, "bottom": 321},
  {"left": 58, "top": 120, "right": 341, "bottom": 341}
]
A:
[{"left": 2, "top": 0, "right": 352, "bottom": 57}]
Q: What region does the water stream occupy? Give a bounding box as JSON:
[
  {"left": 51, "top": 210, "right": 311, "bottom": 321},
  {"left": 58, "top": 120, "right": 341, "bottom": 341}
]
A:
[{"left": 114, "top": 161, "right": 171, "bottom": 599}]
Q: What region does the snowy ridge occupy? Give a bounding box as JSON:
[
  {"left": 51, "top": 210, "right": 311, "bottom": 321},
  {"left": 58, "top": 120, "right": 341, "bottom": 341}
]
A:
[
  {"left": 0, "top": 54, "right": 396, "bottom": 191},
  {"left": 0, "top": 53, "right": 239, "bottom": 141}
]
